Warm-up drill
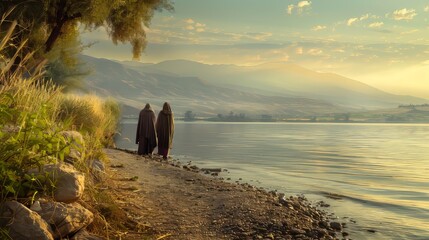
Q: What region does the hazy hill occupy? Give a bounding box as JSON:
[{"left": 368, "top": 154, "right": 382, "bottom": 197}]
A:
[
  {"left": 80, "top": 55, "right": 427, "bottom": 118},
  {"left": 131, "top": 59, "right": 426, "bottom": 109},
  {"left": 80, "top": 55, "right": 342, "bottom": 117}
]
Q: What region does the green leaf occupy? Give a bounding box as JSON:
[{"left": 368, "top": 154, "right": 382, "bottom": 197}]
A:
[{"left": 5, "top": 185, "right": 15, "bottom": 194}]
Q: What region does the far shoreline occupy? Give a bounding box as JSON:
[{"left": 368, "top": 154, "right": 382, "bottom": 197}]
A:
[{"left": 121, "top": 116, "right": 429, "bottom": 124}]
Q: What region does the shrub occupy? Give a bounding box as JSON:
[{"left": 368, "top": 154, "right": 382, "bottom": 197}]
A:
[
  {"left": 58, "top": 94, "right": 120, "bottom": 147},
  {"left": 0, "top": 17, "right": 119, "bottom": 203},
  {"left": 0, "top": 84, "right": 70, "bottom": 201}
]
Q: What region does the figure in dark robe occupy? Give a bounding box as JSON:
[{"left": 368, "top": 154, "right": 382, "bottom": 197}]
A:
[
  {"left": 156, "top": 102, "right": 175, "bottom": 159},
  {"left": 136, "top": 103, "right": 157, "bottom": 155}
]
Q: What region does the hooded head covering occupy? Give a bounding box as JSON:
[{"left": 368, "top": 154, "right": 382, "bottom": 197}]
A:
[
  {"left": 136, "top": 103, "right": 157, "bottom": 154},
  {"left": 144, "top": 103, "right": 152, "bottom": 111},
  {"left": 162, "top": 102, "right": 172, "bottom": 114},
  {"left": 156, "top": 102, "right": 174, "bottom": 149}
]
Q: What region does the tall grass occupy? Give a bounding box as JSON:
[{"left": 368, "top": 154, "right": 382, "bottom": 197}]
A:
[
  {"left": 0, "top": 16, "right": 120, "bottom": 201},
  {"left": 1, "top": 12, "right": 123, "bottom": 239},
  {"left": 58, "top": 94, "right": 120, "bottom": 148}
]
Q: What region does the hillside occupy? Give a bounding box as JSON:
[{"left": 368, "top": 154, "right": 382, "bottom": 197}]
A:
[
  {"left": 80, "top": 55, "right": 342, "bottom": 117},
  {"left": 133, "top": 60, "right": 426, "bottom": 109},
  {"left": 80, "top": 55, "right": 427, "bottom": 118}
]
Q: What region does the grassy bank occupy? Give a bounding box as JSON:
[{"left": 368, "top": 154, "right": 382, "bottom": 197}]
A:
[{"left": 0, "top": 21, "right": 126, "bottom": 238}]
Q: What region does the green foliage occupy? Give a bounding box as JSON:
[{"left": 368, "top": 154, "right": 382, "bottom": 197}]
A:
[
  {"left": 0, "top": 20, "right": 129, "bottom": 240},
  {"left": 0, "top": 89, "right": 70, "bottom": 200},
  {"left": 1, "top": 0, "right": 173, "bottom": 87},
  {"left": 0, "top": 20, "right": 121, "bottom": 219}
]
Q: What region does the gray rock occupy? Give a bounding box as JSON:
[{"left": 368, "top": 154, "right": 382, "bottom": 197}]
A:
[
  {"left": 90, "top": 159, "right": 105, "bottom": 172},
  {"left": 29, "top": 163, "right": 85, "bottom": 203},
  {"left": 33, "top": 199, "right": 94, "bottom": 239},
  {"left": 316, "top": 228, "right": 329, "bottom": 238},
  {"left": 330, "top": 221, "right": 343, "bottom": 231},
  {"left": 0, "top": 201, "right": 54, "bottom": 240},
  {"left": 61, "top": 131, "right": 84, "bottom": 164},
  {"left": 88, "top": 159, "right": 106, "bottom": 182},
  {"left": 319, "top": 220, "right": 329, "bottom": 228}
]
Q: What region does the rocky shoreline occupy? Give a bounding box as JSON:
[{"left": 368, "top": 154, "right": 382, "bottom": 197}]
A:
[{"left": 106, "top": 148, "right": 352, "bottom": 239}]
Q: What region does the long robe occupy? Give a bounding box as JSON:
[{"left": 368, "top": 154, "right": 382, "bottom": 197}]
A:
[
  {"left": 136, "top": 106, "right": 157, "bottom": 155},
  {"left": 156, "top": 109, "right": 174, "bottom": 155}
]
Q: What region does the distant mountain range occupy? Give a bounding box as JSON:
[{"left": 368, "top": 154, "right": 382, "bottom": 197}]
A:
[{"left": 80, "top": 55, "right": 427, "bottom": 117}]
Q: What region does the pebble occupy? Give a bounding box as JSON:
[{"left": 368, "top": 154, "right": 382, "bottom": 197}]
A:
[
  {"left": 330, "top": 221, "right": 343, "bottom": 231},
  {"left": 290, "top": 228, "right": 306, "bottom": 235}
]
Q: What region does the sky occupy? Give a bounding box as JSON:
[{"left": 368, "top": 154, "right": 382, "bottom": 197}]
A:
[{"left": 82, "top": 0, "right": 429, "bottom": 99}]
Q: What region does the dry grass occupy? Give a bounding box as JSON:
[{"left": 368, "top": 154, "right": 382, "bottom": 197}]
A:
[
  {"left": 1, "top": 15, "right": 125, "bottom": 239},
  {"left": 58, "top": 94, "right": 120, "bottom": 146}
]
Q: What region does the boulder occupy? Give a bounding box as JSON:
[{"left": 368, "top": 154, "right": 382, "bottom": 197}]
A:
[
  {"left": 29, "top": 163, "right": 85, "bottom": 203},
  {"left": 32, "top": 199, "right": 94, "bottom": 239},
  {"left": 0, "top": 201, "right": 53, "bottom": 240}
]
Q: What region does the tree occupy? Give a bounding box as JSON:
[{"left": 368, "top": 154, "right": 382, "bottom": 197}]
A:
[
  {"left": 184, "top": 110, "right": 196, "bottom": 121},
  {"left": 0, "top": 0, "right": 173, "bottom": 86}
]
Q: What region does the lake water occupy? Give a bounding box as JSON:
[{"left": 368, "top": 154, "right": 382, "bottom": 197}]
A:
[{"left": 116, "top": 121, "right": 429, "bottom": 240}]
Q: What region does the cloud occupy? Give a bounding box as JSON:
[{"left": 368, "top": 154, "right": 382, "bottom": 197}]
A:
[
  {"left": 184, "top": 19, "right": 206, "bottom": 33},
  {"left": 347, "top": 18, "right": 358, "bottom": 26},
  {"left": 346, "top": 13, "right": 380, "bottom": 26},
  {"left": 333, "top": 48, "right": 345, "bottom": 53},
  {"left": 287, "top": 1, "right": 311, "bottom": 15},
  {"left": 297, "top": 1, "right": 311, "bottom": 8},
  {"left": 369, "top": 22, "right": 384, "bottom": 28},
  {"left": 185, "top": 25, "right": 195, "bottom": 30},
  {"left": 287, "top": 5, "right": 294, "bottom": 15},
  {"left": 307, "top": 48, "right": 323, "bottom": 56},
  {"left": 360, "top": 14, "right": 369, "bottom": 21},
  {"left": 392, "top": 8, "right": 417, "bottom": 20},
  {"left": 195, "top": 23, "right": 206, "bottom": 32},
  {"left": 425, "top": 6, "right": 429, "bottom": 12},
  {"left": 312, "top": 25, "right": 327, "bottom": 31},
  {"left": 401, "top": 29, "right": 419, "bottom": 35},
  {"left": 229, "top": 32, "right": 273, "bottom": 41},
  {"left": 184, "top": 18, "right": 195, "bottom": 24}
]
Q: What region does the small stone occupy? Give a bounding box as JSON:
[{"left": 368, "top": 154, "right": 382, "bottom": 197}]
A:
[
  {"left": 317, "top": 228, "right": 329, "bottom": 238},
  {"left": 290, "top": 228, "right": 306, "bottom": 235},
  {"left": 330, "top": 221, "right": 342, "bottom": 231}
]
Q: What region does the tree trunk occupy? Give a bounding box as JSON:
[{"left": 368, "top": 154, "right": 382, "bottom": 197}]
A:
[
  {"left": 44, "top": 21, "right": 65, "bottom": 53},
  {"left": 44, "top": 0, "right": 67, "bottom": 53}
]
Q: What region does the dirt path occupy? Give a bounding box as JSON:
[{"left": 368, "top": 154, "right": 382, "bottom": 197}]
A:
[{"left": 104, "top": 148, "right": 343, "bottom": 240}]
